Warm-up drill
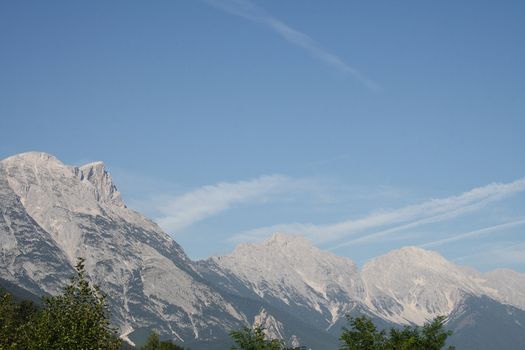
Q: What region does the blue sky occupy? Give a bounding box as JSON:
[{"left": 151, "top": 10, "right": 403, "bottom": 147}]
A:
[{"left": 1, "top": 1, "right": 524, "bottom": 271}]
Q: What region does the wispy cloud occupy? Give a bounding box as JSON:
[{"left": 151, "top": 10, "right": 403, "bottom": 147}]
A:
[
  {"left": 420, "top": 219, "right": 525, "bottom": 248},
  {"left": 454, "top": 241, "right": 525, "bottom": 268},
  {"left": 207, "top": 0, "right": 378, "bottom": 89},
  {"left": 328, "top": 198, "right": 504, "bottom": 249},
  {"left": 230, "top": 177, "right": 525, "bottom": 247},
  {"left": 155, "top": 175, "right": 294, "bottom": 233}
]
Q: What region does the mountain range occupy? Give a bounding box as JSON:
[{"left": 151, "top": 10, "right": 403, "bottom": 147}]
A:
[{"left": 1, "top": 152, "right": 524, "bottom": 349}]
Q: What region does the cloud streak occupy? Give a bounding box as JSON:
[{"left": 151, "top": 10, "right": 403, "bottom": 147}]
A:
[
  {"left": 155, "top": 175, "right": 293, "bottom": 233},
  {"left": 230, "top": 177, "right": 525, "bottom": 247},
  {"left": 454, "top": 241, "right": 525, "bottom": 267},
  {"left": 421, "top": 219, "right": 525, "bottom": 248},
  {"left": 207, "top": 0, "right": 378, "bottom": 89}
]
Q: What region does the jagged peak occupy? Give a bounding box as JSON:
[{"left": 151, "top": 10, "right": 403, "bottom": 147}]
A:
[
  {"left": 78, "top": 160, "right": 124, "bottom": 207},
  {"left": 1, "top": 151, "right": 125, "bottom": 208},
  {"left": 80, "top": 160, "right": 105, "bottom": 170}
]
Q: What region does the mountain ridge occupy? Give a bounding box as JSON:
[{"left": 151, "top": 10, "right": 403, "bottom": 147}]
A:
[{"left": 1, "top": 151, "right": 524, "bottom": 349}]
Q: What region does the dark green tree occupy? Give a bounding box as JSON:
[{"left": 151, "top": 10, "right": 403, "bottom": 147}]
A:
[
  {"left": 0, "top": 292, "right": 38, "bottom": 349},
  {"left": 229, "top": 326, "right": 305, "bottom": 350},
  {"left": 418, "top": 316, "right": 454, "bottom": 350},
  {"left": 141, "top": 331, "right": 185, "bottom": 350},
  {"left": 25, "top": 258, "right": 122, "bottom": 349},
  {"left": 387, "top": 325, "right": 420, "bottom": 350},
  {"left": 340, "top": 315, "right": 454, "bottom": 350},
  {"left": 339, "top": 316, "right": 387, "bottom": 350},
  {"left": 142, "top": 331, "right": 162, "bottom": 350}
]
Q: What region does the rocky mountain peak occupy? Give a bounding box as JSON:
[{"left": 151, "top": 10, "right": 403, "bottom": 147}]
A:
[
  {"left": 264, "top": 233, "right": 314, "bottom": 248},
  {"left": 79, "top": 161, "right": 124, "bottom": 207},
  {"left": 1, "top": 151, "right": 63, "bottom": 166},
  {"left": 365, "top": 246, "right": 450, "bottom": 271},
  {"left": 2, "top": 151, "right": 525, "bottom": 349}
]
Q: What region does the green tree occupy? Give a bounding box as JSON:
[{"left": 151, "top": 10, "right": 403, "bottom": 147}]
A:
[
  {"left": 229, "top": 326, "right": 305, "bottom": 350},
  {"left": 339, "top": 316, "right": 387, "bottom": 350},
  {"left": 387, "top": 325, "right": 420, "bottom": 350},
  {"left": 141, "top": 331, "right": 185, "bottom": 350},
  {"left": 0, "top": 292, "right": 38, "bottom": 349},
  {"left": 418, "top": 316, "right": 454, "bottom": 350},
  {"left": 142, "top": 331, "right": 161, "bottom": 350},
  {"left": 25, "top": 258, "right": 122, "bottom": 350},
  {"left": 340, "top": 316, "right": 454, "bottom": 350}
]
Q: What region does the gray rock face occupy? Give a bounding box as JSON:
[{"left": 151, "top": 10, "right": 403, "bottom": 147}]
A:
[
  {"left": 1, "top": 151, "right": 524, "bottom": 349},
  {"left": 0, "top": 166, "right": 74, "bottom": 296},
  {"left": 78, "top": 161, "right": 125, "bottom": 208}
]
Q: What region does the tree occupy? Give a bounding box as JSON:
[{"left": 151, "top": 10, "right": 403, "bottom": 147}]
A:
[
  {"left": 142, "top": 332, "right": 161, "bottom": 350},
  {"left": 141, "top": 331, "right": 185, "bottom": 350},
  {"left": 25, "top": 258, "right": 122, "bottom": 350},
  {"left": 418, "top": 316, "right": 454, "bottom": 350},
  {"left": 0, "top": 292, "right": 38, "bottom": 349},
  {"left": 388, "top": 325, "right": 420, "bottom": 350},
  {"left": 229, "top": 326, "right": 305, "bottom": 350},
  {"left": 339, "top": 316, "right": 387, "bottom": 350},
  {"left": 340, "top": 316, "right": 454, "bottom": 350}
]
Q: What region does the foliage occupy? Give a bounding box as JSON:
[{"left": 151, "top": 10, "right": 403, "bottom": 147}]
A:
[
  {"left": 26, "top": 258, "right": 122, "bottom": 349},
  {"left": 339, "top": 315, "right": 455, "bottom": 350},
  {"left": 339, "top": 316, "right": 387, "bottom": 350},
  {"left": 229, "top": 326, "right": 305, "bottom": 350},
  {"left": 0, "top": 258, "right": 121, "bottom": 350},
  {"left": 141, "top": 331, "right": 185, "bottom": 350},
  {"left": 416, "top": 316, "right": 454, "bottom": 350},
  {"left": 0, "top": 292, "right": 38, "bottom": 349}
]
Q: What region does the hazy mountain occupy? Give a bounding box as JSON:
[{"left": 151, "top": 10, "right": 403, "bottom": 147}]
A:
[
  {"left": 202, "top": 235, "right": 525, "bottom": 347},
  {"left": 1, "top": 152, "right": 524, "bottom": 349},
  {"left": 360, "top": 246, "right": 491, "bottom": 325}
]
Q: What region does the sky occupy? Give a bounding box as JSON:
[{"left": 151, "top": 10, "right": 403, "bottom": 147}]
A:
[{"left": 1, "top": 0, "right": 524, "bottom": 272}]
